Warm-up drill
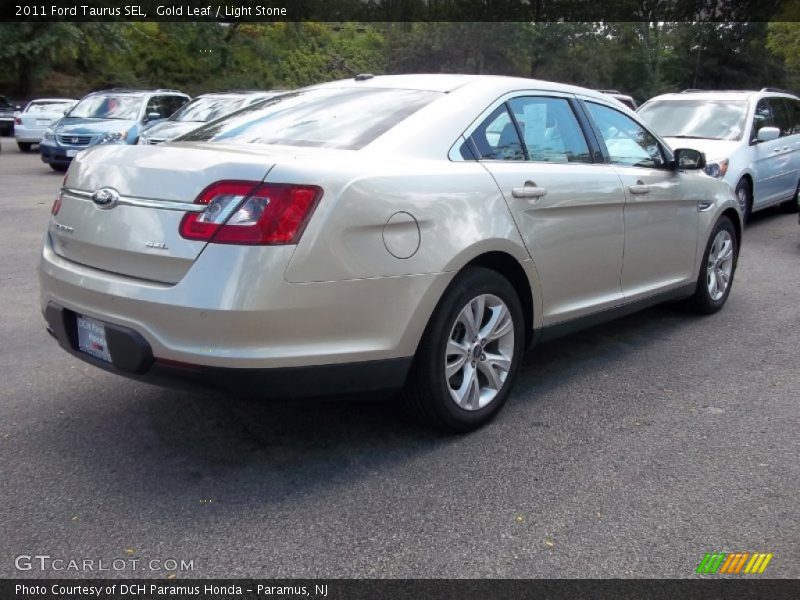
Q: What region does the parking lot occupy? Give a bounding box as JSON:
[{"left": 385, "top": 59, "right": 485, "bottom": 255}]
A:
[{"left": 0, "top": 135, "right": 798, "bottom": 578}]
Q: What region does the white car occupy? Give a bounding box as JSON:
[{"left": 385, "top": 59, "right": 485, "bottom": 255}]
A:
[
  {"left": 638, "top": 88, "right": 800, "bottom": 221},
  {"left": 40, "top": 75, "right": 740, "bottom": 432},
  {"left": 13, "top": 98, "right": 77, "bottom": 152}
]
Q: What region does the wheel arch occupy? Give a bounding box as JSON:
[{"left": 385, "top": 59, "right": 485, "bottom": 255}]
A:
[{"left": 461, "top": 251, "right": 536, "bottom": 348}]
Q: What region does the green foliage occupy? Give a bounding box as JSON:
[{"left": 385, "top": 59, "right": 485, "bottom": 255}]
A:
[{"left": 0, "top": 21, "right": 798, "bottom": 103}]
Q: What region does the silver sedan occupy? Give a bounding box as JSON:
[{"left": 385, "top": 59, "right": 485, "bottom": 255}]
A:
[{"left": 40, "top": 74, "right": 741, "bottom": 432}]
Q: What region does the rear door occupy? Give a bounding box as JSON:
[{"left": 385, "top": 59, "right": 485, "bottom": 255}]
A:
[
  {"left": 466, "top": 93, "right": 627, "bottom": 324},
  {"left": 583, "top": 100, "right": 699, "bottom": 298}
]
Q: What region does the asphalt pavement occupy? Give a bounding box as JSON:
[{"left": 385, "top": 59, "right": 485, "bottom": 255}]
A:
[{"left": 1, "top": 136, "right": 798, "bottom": 579}]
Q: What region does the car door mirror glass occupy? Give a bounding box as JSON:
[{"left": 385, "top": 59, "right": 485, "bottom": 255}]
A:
[
  {"left": 756, "top": 126, "right": 780, "bottom": 142},
  {"left": 674, "top": 148, "right": 706, "bottom": 170}
]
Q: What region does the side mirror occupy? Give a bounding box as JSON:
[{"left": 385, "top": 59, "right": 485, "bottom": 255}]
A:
[
  {"left": 145, "top": 111, "right": 161, "bottom": 122},
  {"left": 756, "top": 126, "right": 780, "bottom": 143},
  {"left": 674, "top": 148, "right": 706, "bottom": 170}
]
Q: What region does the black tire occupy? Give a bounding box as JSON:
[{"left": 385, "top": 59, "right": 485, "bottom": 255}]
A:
[
  {"left": 735, "top": 178, "right": 752, "bottom": 223},
  {"left": 780, "top": 180, "right": 799, "bottom": 214},
  {"left": 401, "top": 267, "right": 525, "bottom": 433},
  {"left": 685, "top": 216, "right": 738, "bottom": 314},
  {"left": 49, "top": 163, "right": 68, "bottom": 172},
  {"left": 17, "top": 142, "right": 32, "bottom": 152}
]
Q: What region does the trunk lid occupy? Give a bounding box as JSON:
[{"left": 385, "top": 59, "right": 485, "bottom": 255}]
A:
[{"left": 50, "top": 143, "right": 277, "bottom": 283}]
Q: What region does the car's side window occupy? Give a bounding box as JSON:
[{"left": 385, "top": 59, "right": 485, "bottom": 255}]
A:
[
  {"left": 146, "top": 95, "right": 174, "bottom": 119},
  {"left": 507, "top": 97, "right": 592, "bottom": 163},
  {"left": 768, "top": 97, "right": 793, "bottom": 137},
  {"left": 467, "top": 104, "right": 525, "bottom": 161},
  {"left": 167, "top": 95, "right": 189, "bottom": 116},
  {"left": 586, "top": 102, "right": 665, "bottom": 168},
  {"left": 788, "top": 99, "right": 800, "bottom": 135},
  {"left": 751, "top": 99, "right": 776, "bottom": 141}
]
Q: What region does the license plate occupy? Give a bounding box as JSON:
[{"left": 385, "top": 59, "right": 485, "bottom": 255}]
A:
[
  {"left": 65, "top": 149, "right": 78, "bottom": 158},
  {"left": 76, "top": 315, "right": 112, "bottom": 363},
  {"left": 36, "top": 119, "right": 51, "bottom": 125}
]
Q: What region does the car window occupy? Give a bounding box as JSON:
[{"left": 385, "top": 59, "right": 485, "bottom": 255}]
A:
[
  {"left": 182, "top": 87, "right": 441, "bottom": 150},
  {"left": 508, "top": 97, "right": 591, "bottom": 163},
  {"left": 146, "top": 95, "right": 177, "bottom": 119},
  {"left": 768, "top": 97, "right": 793, "bottom": 137},
  {"left": 637, "top": 99, "right": 748, "bottom": 141},
  {"left": 467, "top": 104, "right": 525, "bottom": 160},
  {"left": 165, "top": 95, "right": 188, "bottom": 117},
  {"left": 68, "top": 95, "right": 142, "bottom": 120},
  {"left": 788, "top": 99, "right": 800, "bottom": 135},
  {"left": 173, "top": 96, "right": 247, "bottom": 123},
  {"left": 586, "top": 102, "right": 665, "bottom": 168},
  {"left": 26, "top": 101, "right": 74, "bottom": 114},
  {"left": 751, "top": 99, "right": 776, "bottom": 141}
]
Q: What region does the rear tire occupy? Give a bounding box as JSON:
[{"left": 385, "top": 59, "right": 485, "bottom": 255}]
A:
[
  {"left": 735, "top": 179, "right": 752, "bottom": 223},
  {"left": 17, "top": 142, "right": 32, "bottom": 152},
  {"left": 685, "top": 216, "right": 738, "bottom": 314},
  {"left": 49, "top": 163, "right": 68, "bottom": 172},
  {"left": 780, "top": 180, "right": 799, "bottom": 214},
  {"left": 401, "top": 267, "right": 525, "bottom": 433}
]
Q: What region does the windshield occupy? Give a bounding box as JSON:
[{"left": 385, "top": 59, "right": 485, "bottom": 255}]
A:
[
  {"left": 26, "top": 101, "right": 74, "bottom": 114},
  {"left": 171, "top": 96, "right": 249, "bottom": 123},
  {"left": 68, "top": 95, "right": 142, "bottom": 120},
  {"left": 181, "top": 87, "right": 441, "bottom": 150},
  {"left": 638, "top": 99, "right": 749, "bottom": 141}
]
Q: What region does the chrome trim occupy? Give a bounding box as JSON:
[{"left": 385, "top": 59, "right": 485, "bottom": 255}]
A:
[{"left": 62, "top": 188, "right": 205, "bottom": 213}]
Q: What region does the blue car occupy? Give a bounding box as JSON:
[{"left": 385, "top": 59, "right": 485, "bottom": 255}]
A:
[{"left": 40, "top": 89, "right": 190, "bottom": 171}]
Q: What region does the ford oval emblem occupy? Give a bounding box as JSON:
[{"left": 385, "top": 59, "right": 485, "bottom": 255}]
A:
[{"left": 91, "top": 187, "right": 120, "bottom": 209}]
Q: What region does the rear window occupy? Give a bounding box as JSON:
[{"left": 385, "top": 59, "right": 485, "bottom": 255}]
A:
[
  {"left": 180, "top": 87, "right": 441, "bottom": 150},
  {"left": 26, "top": 101, "right": 74, "bottom": 114}
]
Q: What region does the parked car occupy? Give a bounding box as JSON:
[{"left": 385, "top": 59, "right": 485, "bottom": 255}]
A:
[
  {"left": 0, "top": 95, "right": 20, "bottom": 136},
  {"left": 40, "top": 75, "right": 741, "bottom": 432},
  {"left": 138, "top": 91, "right": 284, "bottom": 145},
  {"left": 13, "top": 98, "right": 77, "bottom": 152},
  {"left": 597, "top": 89, "right": 637, "bottom": 110},
  {"left": 39, "top": 88, "right": 190, "bottom": 171},
  {"left": 638, "top": 88, "right": 800, "bottom": 221}
]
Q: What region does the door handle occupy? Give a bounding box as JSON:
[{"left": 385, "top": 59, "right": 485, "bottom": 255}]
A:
[
  {"left": 628, "top": 181, "right": 650, "bottom": 195},
  {"left": 511, "top": 182, "right": 547, "bottom": 199},
  {"left": 773, "top": 147, "right": 782, "bottom": 152},
  {"left": 697, "top": 201, "right": 713, "bottom": 212}
]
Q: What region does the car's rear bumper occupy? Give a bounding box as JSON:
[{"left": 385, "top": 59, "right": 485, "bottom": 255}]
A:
[
  {"left": 14, "top": 125, "right": 47, "bottom": 143},
  {"left": 44, "top": 301, "right": 412, "bottom": 398},
  {"left": 39, "top": 230, "right": 452, "bottom": 396}
]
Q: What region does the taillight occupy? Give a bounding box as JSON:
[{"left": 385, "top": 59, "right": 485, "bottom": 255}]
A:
[
  {"left": 51, "top": 193, "right": 62, "bottom": 215},
  {"left": 14, "top": 116, "right": 22, "bottom": 125},
  {"left": 179, "top": 180, "right": 322, "bottom": 245}
]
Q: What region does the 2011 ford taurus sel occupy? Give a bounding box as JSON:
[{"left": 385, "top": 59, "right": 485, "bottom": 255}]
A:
[{"left": 40, "top": 75, "right": 742, "bottom": 432}]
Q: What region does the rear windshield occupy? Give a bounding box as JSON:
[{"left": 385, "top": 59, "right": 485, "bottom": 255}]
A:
[
  {"left": 638, "top": 99, "right": 749, "bottom": 141},
  {"left": 68, "top": 95, "right": 143, "bottom": 120},
  {"left": 26, "top": 101, "right": 74, "bottom": 114},
  {"left": 180, "top": 87, "right": 441, "bottom": 150}
]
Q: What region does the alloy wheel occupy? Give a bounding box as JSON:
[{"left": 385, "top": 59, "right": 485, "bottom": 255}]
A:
[
  {"left": 706, "top": 229, "right": 734, "bottom": 301},
  {"left": 444, "top": 294, "right": 515, "bottom": 410}
]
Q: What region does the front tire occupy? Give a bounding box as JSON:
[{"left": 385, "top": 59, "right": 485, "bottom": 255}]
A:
[
  {"left": 685, "top": 216, "right": 738, "bottom": 314},
  {"left": 17, "top": 142, "right": 32, "bottom": 152},
  {"left": 401, "top": 267, "right": 525, "bottom": 433},
  {"left": 49, "top": 163, "right": 68, "bottom": 172}
]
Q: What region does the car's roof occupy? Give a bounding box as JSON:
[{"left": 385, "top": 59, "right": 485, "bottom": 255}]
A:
[
  {"left": 196, "top": 91, "right": 278, "bottom": 99},
  {"left": 646, "top": 90, "right": 800, "bottom": 102},
  {"left": 28, "top": 98, "right": 76, "bottom": 103},
  {"left": 313, "top": 73, "right": 621, "bottom": 103},
  {"left": 87, "top": 89, "right": 188, "bottom": 96}
]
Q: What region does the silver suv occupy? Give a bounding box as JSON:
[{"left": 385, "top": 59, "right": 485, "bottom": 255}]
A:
[
  {"left": 638, "top": 88, "right": 800, "bottom": 221},
  {"left": 40, "top": 75, "right": 741, "bottom": 432}
]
